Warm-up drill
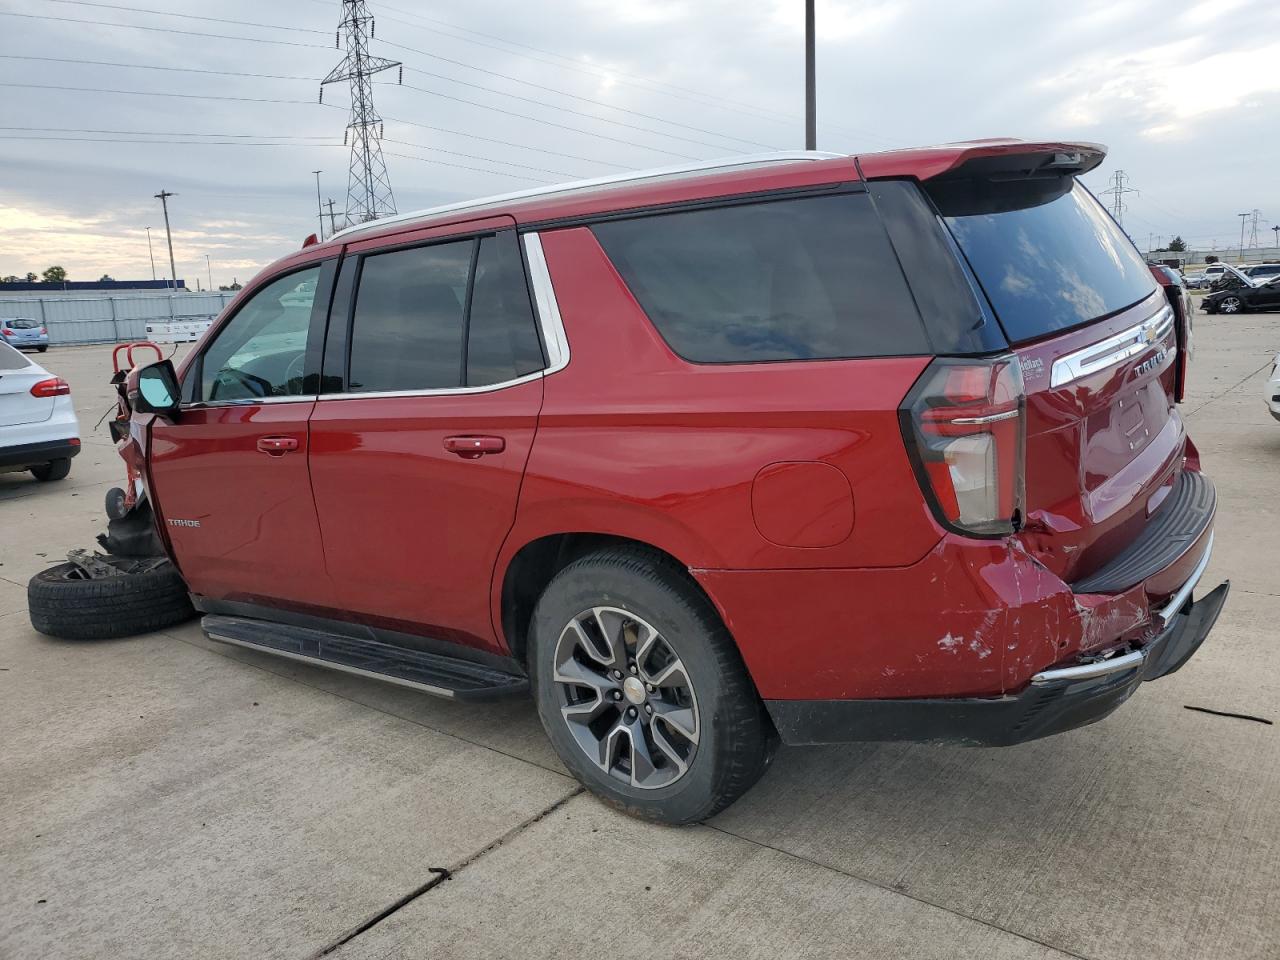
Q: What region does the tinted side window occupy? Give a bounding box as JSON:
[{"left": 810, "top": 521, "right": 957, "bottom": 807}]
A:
[
  {"left": 348, "top": 241, "right": 471, "bottom": 392},
  {"left": 591, "top": 193, "right": 927, "bottom": 362},
  {"left": 200, "top": 266, "right": 320, "bottom": 402},
  {"left": 466, "top": 233, "right": 544, "bottom": 386}
]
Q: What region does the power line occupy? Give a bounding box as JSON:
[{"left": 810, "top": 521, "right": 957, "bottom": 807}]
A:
[
  {"left": 388, "top": 82, "right": 700, "bottom": 161},
  {"left": 0, "top": 135, "right": 342, "bottom": 146},
  {"left": 389, "top": 64, "right": 775, "bottom": 153},
  {"left": 383, "top": 153, "right": 552, "bottom": 185},
  {"left": 0, "top": 125, "right": 335, "bottom": 139},
  {"left": 371, "top": 5, "right": 805, "bottom": 125},
  {"left": 45, "top": 0, "right": 330, "bottom": 34},
  {"left": 368, "top": 1, "right": 893, "bottom": 143},
  {"left": 0, "top": 53, "right": 323, "bottom": 82},
  {"left": 0, "top": 78, "right": 636, "bottom": 170},
  {"left": 0, "top": 55, "right": 672, "bottom": 169},
  {"left": 0, "top": 80, "right": 318, "bottom": 105},
  {"left": 0, "top": 11, "right": 331, "bottom": 48},
  {"left": 383, "top": 140, "right": 585, "bottom": 180},
  {"left": 383, "top": 48, "right": 779, "bottom": 151},
  {"left": 18, "top": 4, "right": 778, "bottom": 151}
]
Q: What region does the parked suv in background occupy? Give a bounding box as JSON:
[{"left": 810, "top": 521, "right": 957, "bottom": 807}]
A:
[
  {"left": 120, "top": 141, "right": 1226, "bottom": 822},
  {"left": 1, "top": 318, "right": 49, "bottom": 352}
]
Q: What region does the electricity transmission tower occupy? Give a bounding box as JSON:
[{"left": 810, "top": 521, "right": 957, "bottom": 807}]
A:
[
  {"left": 321, "top": 1, "right": 402, "bottom": 227},
  {"left": 1099, "top": 170, "right": 1138, "bottom": 228},
  {"left": 1246, "top": 209, "right": 1262, "bottom": 249}
]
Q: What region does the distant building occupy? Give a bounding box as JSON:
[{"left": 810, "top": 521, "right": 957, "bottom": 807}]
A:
[{"left": 0, "top": 278, "right": 187, "bottom": 296}]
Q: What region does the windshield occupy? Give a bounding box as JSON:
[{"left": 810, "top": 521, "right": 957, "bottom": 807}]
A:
[
  {"left": 5, "top": 319, "right": 39, "bottom": 329},
  {"left": 929, "top": 178, "right": 1157, "bottom": 344}
]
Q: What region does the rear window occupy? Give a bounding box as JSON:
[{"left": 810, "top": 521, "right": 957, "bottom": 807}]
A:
[
  {"left": 591, "top": 192, "right": 928, "bottom": 363},
  {"left": 928, "top": 178, "right": 1157, "bottom": 343},
  {"left": 6, "top": 319, "right": 39, "bottom": 329},
  {"left": 0, "top": 340, "right": 31, "bottom": 369}
]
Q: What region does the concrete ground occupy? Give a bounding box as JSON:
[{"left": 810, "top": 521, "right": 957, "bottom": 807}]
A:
[{"left": 2, "top": 316, "right": 1277, "bottom": 960}]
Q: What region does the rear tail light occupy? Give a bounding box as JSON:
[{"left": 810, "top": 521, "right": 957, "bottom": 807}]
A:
[
  {"left": 1, "top": 328, "right": 11, "bottom": 336},
  {"left": 30, "top": 377, "right": 71, "bottom": 398},
  {"left": 39, "top": 326, "right": 47, "bottom": 335},
  {"left": 900, "top": 356, "right": 1025, "bottom": 538}
]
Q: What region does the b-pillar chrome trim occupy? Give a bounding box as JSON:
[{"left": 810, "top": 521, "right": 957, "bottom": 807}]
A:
[{"left": 522, "top": 232, "right": 570, "bottom": 376}]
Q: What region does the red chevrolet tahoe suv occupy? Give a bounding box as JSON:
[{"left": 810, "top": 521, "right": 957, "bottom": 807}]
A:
[{"left": 124, "top": 140, "right": 1227, "bottom": 823}]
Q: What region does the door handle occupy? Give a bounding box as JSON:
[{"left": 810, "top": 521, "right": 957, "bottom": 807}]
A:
[
  {"left": 443, "top": 435, "right": 505, "bottom": 459},
  {"left": 257, "top": 436, "right": 299, "bottom": 456}
]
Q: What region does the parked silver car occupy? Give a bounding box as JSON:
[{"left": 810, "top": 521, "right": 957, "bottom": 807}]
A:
[{"left": 0, "top": 318, "right": 49, "bottom": 352}]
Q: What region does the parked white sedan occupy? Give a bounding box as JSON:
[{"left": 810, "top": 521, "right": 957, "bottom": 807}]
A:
[
  {"left": 1268, "top": 353, "right": 1280, "bottom": 423},
  {"left": 0, "top": 340, "right": 80, "bottom": 482}
]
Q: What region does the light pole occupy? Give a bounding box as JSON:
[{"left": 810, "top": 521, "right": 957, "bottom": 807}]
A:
[
  {"left": 145, "top": 227, "right": 156, "bottom": 281},
  {"left": 804, "top": 0, "right": 816, "bottom": 150},
  {"left": 155, "top": 190, "right": 178, "bottom": 289},
  {"left": 1238, "top": 212, "right": 1250, "bottom": 262},
  {"left": 205, "top": 254, "right": 213, "bottom": 292},
  {"left": 1273, "top": 224, "right": 1279, "bottom": 253},
  {"left": 313, "top": 170, "right": 325, "bottom": 240}
]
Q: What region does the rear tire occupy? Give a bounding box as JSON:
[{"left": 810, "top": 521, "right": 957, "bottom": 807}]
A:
[
  {"left": 528, "top": 546, "right": 776, "bottom": 824},
  {"left": 37, "top": 345, "right": 48, "bottom": 353},
  {"left": 30, "top": 459, "right": 71, "bottom": 482},
  {"left": 28, "top": 560, "right": 194, "bottom": 640}
]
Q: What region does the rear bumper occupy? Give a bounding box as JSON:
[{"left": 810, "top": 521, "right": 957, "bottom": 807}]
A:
[
  {"left": 0, "top": 438, "right": 81, "bottom": 469},
  {"left": 767, "top": 569, "right": 1230, "bottom": 748}
]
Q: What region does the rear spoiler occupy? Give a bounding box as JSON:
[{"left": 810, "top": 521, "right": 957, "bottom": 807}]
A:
[{"left": 857, "top": 139, "right": 1106, "bottom": 182}]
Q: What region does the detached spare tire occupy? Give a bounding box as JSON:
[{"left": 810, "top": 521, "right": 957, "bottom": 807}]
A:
[{"left": 28, "top": 558, "right": 195, "bottom": 640}]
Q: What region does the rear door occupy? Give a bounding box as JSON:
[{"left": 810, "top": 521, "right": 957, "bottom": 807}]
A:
[
  {"left": 926, "top": 175, "right": 1177, "bottom": 584},
  {"left": 308, "top": 222, "right": 545, "bottom": 654},
  {"left": 147, "top": 261, "right": 336, "bottom": 607},
  {"left": 0, "top": 343, "right": 50, "bottom": 427}
]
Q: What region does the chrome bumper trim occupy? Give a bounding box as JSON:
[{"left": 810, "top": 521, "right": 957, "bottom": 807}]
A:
[
  {"left": 1155, "top": 530, "right": 1213, "bottom": 622},
  {"left": 1031, "top": 531, "right": 1214, "bottom": 686}
]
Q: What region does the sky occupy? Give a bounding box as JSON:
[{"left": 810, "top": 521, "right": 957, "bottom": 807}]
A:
[{"left": 1, "top": 0, "right": 1278, "bottom": 289}]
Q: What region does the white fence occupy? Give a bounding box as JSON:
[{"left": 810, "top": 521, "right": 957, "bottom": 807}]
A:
[{"left": 0, "top": 292, "right": 235, "bottom": 345}]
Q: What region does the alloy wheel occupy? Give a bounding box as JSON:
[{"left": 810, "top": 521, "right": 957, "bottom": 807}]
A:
[
  {"left": 552, "top": 606, "right": 699, "bottom": 789},
  {"left": 1221, "top": 296, "right": 1242, "bottom": 314}
]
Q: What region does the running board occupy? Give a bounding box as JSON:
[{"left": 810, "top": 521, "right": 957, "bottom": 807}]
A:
[{"left": 201, "top": 615, "right": 528, "bottom": 702}]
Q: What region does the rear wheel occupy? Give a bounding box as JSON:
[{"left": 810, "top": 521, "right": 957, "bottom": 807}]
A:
[
  {"left": 1219, "top": 295, "right": 1244, "bottom": 314},
  {"left": 30, "top": 458, "right": 71, "bottom": 482},
  {"left": 28, "top": 559, "right": 194, "bottom": 640},
  {"left": 37, "top": 345, "right": 48, "bottom": 353},
  {"left": 529, "top": 546, "right": 775, "bottom": 824}
]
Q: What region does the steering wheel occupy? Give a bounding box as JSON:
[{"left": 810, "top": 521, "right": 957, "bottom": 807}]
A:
[
  {"left": 284, "top": 352, "right": 306, "bottom": 392},
  {"left": 210, "top": 366, "right": 273, "bottom": 400}
]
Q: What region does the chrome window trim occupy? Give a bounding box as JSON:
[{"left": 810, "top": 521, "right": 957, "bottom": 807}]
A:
[
  {"left": 1049, "top": 299, "right": 1174, "bottom": 388},
  {"left": 182, "top": 394, "right": 316, "bottom": 410},
  {"left": 316, "top": 370, "right": 544, "bottom": 402},
  {"left": 522, "top": 232, "right": 570, "bottom": 375}
]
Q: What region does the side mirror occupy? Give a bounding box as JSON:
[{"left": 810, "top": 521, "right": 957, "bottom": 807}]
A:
[{"left": 131, "top": 360, "right": 181, "bottom": 418}]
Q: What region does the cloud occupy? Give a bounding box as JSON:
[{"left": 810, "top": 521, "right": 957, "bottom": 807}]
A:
[{"left": 1, "top": 0, "right": 1278, "bottom": 285}]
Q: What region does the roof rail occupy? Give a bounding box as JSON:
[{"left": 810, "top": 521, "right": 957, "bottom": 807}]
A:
[{"left": 329, "top": 150, "right": 847, "bottom": 242}]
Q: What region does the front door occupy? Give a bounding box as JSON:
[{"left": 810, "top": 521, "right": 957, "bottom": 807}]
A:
[
  {"left": 308, "top": 226, "right": 546, "bottom": 653},
  {"left": 148, "top": 261, "right": 336, "bottom": 608}
]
